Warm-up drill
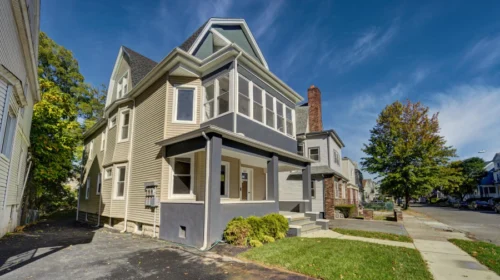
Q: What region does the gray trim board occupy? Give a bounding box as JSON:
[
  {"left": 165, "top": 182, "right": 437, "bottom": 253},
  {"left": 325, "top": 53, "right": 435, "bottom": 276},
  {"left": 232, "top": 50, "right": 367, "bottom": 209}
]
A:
[
  {"left": 302, "top": 164, "right": 312, "bottom": 212},
  {"left": 207, "top": 135, "right": 222, "bottom": 244},
  {"left": 202, "top": 113, "right": 234, "bottom": 132},
  {"left": 165, "top": 137, "right": 206, "bottom": 157},
  {"left": 267, "top": 155, "right": 279, "bottom": 200}
]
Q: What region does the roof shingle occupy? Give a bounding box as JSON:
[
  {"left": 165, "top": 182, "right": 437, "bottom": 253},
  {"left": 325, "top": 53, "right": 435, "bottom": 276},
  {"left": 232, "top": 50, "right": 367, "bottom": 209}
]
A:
[{"left": 122, "top": 46, "right": 158, "bottom": 87}]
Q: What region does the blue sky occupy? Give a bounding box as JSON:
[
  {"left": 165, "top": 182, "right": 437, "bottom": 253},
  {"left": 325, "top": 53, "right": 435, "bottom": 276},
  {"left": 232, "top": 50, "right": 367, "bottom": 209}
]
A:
[{"left": 42, "top": 0, "right": 500, "bottom": 175}]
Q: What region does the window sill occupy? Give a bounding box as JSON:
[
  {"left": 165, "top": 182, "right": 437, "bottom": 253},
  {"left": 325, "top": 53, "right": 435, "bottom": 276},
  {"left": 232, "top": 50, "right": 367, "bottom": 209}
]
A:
[
  {"left": 117, "top": 139, "right": 130, "bottom": 144},
  {"left": 113, "top": 197, "right": 125, "bottom": 201},
  {"left": 172, "top": 120, "right": 197, "bottom": 125}
]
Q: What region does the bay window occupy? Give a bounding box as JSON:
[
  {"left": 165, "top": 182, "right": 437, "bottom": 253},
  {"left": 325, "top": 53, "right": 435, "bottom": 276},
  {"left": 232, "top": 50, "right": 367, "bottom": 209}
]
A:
[
  {"left": 238, "top": 76, "right": 250, "bottom": 116},
  {"left": 265, "top": 93, "right": 274, "bottom": 128},
  {"left": 204, "top": 83, "right": 215, "bottom": 120},
  {"left": 203, "top": 74, "right": 230, "bottom": 121},
  {"left": 117, "top": 72, "right": 128, "bottom": 99},
  {"left": 276, "top": 101, "right": 284, "bottom": 133},
  {"left": 253, "top": 85, "right": 263, "bottom": 122},
  {"left": 218, "top": 75, "right": 230, "bottom": 114},
  {"left": 286, "top": 107, "right": 293, "bottom": 136}
]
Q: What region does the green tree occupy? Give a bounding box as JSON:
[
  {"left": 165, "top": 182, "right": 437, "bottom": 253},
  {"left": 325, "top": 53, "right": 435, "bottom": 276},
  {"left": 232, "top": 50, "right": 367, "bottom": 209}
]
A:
[
  {"left": 452, "top": 158, "right": 486, "bottom": 199},
  {"left": 361, "top": 100, "right": 456, "bottom": 209}
]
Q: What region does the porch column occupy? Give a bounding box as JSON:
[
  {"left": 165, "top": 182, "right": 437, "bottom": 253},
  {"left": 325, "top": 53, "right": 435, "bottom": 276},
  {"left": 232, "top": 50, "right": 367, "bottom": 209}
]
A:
[
  {"left": 267, "top": 155, "right": 279, "bottom": 206},
  {"left": 207, "top": 135, "right": 222, "bottom": 244},
  {"left": 302, "top": 164, "right": 312, "bottom": 212}
]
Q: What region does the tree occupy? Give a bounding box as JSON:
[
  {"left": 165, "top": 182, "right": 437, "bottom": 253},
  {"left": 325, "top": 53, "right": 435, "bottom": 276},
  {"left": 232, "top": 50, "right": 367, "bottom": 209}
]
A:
[
  {"left": 361, "top": 100, "right": 456, "bottom": 209},
  {"left": 24, "top": 32, "right": 105, "bottom": 213},
  {"left": 445, "top": 158, "right": 486, "bottom": 199}
]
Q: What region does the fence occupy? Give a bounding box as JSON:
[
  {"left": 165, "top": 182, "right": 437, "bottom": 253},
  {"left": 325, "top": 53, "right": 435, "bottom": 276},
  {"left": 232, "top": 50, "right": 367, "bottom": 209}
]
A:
[{"left": 362, "top": 201, "right": 394, "bottom": 211}]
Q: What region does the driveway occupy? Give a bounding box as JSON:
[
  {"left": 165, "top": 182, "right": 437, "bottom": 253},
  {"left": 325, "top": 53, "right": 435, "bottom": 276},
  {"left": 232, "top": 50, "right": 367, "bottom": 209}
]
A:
[
  {"left": 410, "top": 204, "right": 500, "bottom": 245},
  {"left": 0, "top": 214, "right": 310, "bottom": 280}
]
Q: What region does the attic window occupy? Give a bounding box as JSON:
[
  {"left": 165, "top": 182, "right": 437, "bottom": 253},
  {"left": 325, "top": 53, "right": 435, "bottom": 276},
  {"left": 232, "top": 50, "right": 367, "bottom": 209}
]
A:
[{"left": 117, "top": 72, "right": 129, "bottom": 99}]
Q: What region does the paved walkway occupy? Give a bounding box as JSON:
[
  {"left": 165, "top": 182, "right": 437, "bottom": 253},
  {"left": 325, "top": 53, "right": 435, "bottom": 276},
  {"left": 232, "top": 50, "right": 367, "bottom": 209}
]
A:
[
  {"left": 404, "top": 213, "right": 500, "bottom": 280},
  {"left": 302, "top": 229, "right": 415, "bottom": 249},
  {"left": 329, "top": 218, "right": 409, "bottom": 236}
]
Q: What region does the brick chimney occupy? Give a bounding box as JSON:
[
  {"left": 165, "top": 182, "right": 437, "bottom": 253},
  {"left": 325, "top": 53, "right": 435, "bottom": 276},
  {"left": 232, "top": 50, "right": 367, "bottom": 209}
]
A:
[{"left": 307, "top": 85, "right": 323, "bottom": 132}]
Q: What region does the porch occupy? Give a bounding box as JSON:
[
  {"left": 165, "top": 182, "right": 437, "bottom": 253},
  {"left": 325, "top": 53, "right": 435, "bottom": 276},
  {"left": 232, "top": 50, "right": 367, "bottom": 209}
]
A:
[{"left": 156, "top": 126, "right": 313, "bottom": 247}]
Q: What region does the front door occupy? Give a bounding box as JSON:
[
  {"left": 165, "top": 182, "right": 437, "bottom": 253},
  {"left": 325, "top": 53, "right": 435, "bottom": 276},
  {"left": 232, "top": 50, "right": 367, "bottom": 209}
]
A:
[{"left": 240, "top": 168, "right": 253, "bottom": 200}]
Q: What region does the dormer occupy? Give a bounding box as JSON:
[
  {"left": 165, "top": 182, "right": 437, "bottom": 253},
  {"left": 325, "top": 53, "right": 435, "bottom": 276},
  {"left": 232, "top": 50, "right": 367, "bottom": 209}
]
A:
[
  {"left": 179, "top": 18, "right": 269, "bottom": 69},
  {"left": 105, "top": 46, "right": 157, "bottom": 107}
]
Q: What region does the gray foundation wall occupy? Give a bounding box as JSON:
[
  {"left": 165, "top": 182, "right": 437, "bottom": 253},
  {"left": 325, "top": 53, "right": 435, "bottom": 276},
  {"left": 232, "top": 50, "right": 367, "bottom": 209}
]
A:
[
  {"left": 279, "top": 201, "right": 307, "bottom": 212},
  {"left": 160, "top": 202, "right": 205, "bottom": 248}
]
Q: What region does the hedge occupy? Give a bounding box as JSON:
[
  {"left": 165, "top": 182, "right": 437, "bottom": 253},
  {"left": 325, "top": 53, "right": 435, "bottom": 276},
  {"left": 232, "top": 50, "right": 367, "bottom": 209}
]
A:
[
  {"left": 223, "top": 213, "right": 288, "bottom": 247},
  {"left": 336, "top": 204, "right": 356, "bottom": 218}
]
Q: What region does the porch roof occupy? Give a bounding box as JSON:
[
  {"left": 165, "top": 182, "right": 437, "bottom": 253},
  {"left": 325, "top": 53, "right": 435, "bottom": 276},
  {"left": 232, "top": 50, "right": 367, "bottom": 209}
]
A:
[
  {"left": 289, "top": 165, "right": 348, "bottom": 181},
  {"left": 155, "top": 125, "right": 315, "bottom": 164}
]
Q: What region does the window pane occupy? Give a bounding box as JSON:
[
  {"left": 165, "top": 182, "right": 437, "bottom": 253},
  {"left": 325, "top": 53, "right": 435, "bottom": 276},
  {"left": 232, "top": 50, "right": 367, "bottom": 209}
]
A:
[
  {"left": 266, "top": 94, "right": 273, "bottom": 110},
  {"left": 118, "top": 167, "right": 126, "bottom": 181},
  {"left": 238, "top": 95, "right": 250, "bottom": 116},
  {"left": 220, "top": 165, "right": 226, "bottom": 196},
  {"left": 121, "top": 125, "right": 129, "bottom": 139},
  {"left": 219, "top": 76, "right": 229, "bottom": 96},
  {"left": 276, "top": 102, "right": 283, "bottom": 116},
  {"left": 286, "top": 107, "right": 292, "bottom": 120},
  {"left": 253, "top": 86, "right": 262, "bottom": 104},
  {"left": 205, "top": 84, "right": 214, "bottom": 101},
  {"left": 175, "top": 158, "right": 191, "bottom": 174},
  {"left": 286, "top": 121, "right": 293, "bottom": 136},
  {"left": 1, "top": 115, "right": 12, "bottom": 155},
  {"left": 266, "top": 110, "right": 274, "bottom": 127},
  {"left": 117, "top": 182, "right": 124, "bottom": 197},
  {"left": 176, "top": 89, "right": 194, "bottom": 121},
  {"left": 173, "top": 176, "right": 191, "bottom": 194},
  {"left": 238, "top": 76, "right": 249, "bottom": 97},
  {"left": 297, "top": 144, "right": 303, "bottom": 156},
  {"left": 218, "top": 93, "right": 229, "bottom": 114},
  {"left": 123, "top": 84, "right": 128, "bottom": 95},
  {"left": 204, "top": 101, "right": 214, "bottom": 119},
  {"left": 277, "top": 116, "right": 284, "bottom": 132},
  {"left": 253, "top": 104, "right": 263, "bottom": 122}
]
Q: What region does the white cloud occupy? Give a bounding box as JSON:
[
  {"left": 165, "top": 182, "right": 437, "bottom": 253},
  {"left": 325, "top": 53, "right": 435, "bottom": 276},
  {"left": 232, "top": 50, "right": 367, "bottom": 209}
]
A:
[
  {"left": 253, "top": 0, "right": 285, "bottom": 39},
  {"left": 430, "top": 85, "right": 500, "bottom": 160},
  {"left": 195, "top": 0, "right": 233, "bottom": 26},
  {"left": 463, "top": 34, "right": 500, "bottom": 71}
]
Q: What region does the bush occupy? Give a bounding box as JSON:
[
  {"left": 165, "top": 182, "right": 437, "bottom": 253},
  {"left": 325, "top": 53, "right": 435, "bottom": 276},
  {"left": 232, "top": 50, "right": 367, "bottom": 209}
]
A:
[
  {"left": 336, "top": 204, "right": 356, "bottom": 218},
  {"left": 249, "top": 239, "right": 263, "bottom": 247},
  {"left": 262, "top": 235, "right": 275, "bottom": 243},
  {"left": 262, "top": 213, "right": 289, "bottom": 239},
  {"left": 246, "top": 216, "right": 265, "bottom": 240},
  {"left": 223, "top": 217, "right": 251, "bottom": 246}
]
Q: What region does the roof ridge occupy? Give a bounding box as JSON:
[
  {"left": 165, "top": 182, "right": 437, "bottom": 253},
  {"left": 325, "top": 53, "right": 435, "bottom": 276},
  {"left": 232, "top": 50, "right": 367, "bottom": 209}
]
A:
[{"left": 122, "top": 46, "right": 157, "bottom": 64}]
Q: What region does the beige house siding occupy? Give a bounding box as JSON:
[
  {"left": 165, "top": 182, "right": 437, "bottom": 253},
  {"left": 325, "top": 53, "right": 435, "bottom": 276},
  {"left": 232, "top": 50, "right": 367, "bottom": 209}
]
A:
[
  {"left": 127, "top": 75, "right": 167, "bottom": 225},
  {"left": 112, "top": 103, "right": 133, "bottom": 163},
  {"left": 165, "top": 76, "right": 202, "bottom": 138},
  {"left": 6, "top": 129, "right": 28, "bottom": 205},
  {"left": 111, "top": 59, "right": 131, "bottom": 102},
  {"left": 103, "top": 113, "right": 117, "bottom": 166},
  {"left": 79, "top": 127, "right": 105, "bottom": 214}
]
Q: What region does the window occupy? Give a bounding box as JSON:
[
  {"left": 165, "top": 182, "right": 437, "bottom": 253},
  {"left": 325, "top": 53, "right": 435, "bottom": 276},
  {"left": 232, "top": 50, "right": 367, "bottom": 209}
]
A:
[
  {"left": 96, "top": 173, "right": 102, "bottom": 195},
  {"left": 172, "top": 157, "right": 194, "bottom": 198},
  {"left": 88, "top": 140, "right": 94, "bottom": 160},
  {"left": 203, "top": 83, "right": 215, "bottom": 120},
  {"left": 218, "top": 75, "right": 230, "bottom": 115},
  {"left": 174, "top": 86, "right": 196, "bottom": 123},
  {"left": 253, "top": 85, "right": 263, "bottom": 122},
  {"left": 105, "top": 167, "right": 112, "bottom": 179},
  {"left": 109, "top": 116, "right": 117, "bottom": 128},
  {"left": 220, "top": 162, "right": 230, "bottom": 198},
  {"left": 285, "top": 107, "right": 293, "bottom": 136},
  {"left": 297, "top": 143, "right": 304, "bottom": 156},
  {"left": 333, "top": 150, "right": 340, "bottom": 165},
  {"left": 265, "top": 94, "right": 274, "bottom": 128},
  {"left": 309, "top": 147, "right": 319, "bottom": 161},
  {"left": 311, "top": 180, "right": 316, "bottom": 198},
  {"left": 114, "top": 166, "right": 126, "bottom": 199},
  {"left": 100, "top": 131, "right": 106, "bottom": 151},
  {"left": 276, "top": 101, "right": 284, "bottom": 133},
  {"left": 335, "top": 181, "right": 340, "bottom": 198},
  {"left": 1, "top": 111, "right": 16, "bottom": 158},
  {"left": 238, "top": 76, "right": 250, "bottom": 116},
  {"left": 85, "top": 178, "right": 91, "bottom": 199},
  {"left": 117, "top": 72, "right": 128, "bottom": 99},
  {"left": 119, "top": 110, "right": 130, "bottom": 141}
]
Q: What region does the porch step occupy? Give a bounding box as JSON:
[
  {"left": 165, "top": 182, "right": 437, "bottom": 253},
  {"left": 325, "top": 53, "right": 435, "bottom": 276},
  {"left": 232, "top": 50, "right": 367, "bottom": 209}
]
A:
[{"left": 289, "top": 218, "right": 315, "bottom": 227}]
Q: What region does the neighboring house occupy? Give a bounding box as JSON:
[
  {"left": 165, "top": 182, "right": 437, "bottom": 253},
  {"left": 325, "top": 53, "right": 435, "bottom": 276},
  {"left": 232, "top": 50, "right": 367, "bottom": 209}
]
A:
[
  {"left": 341, "top": 157, "right": 360, "bottom": 205},
  {"left": 362, "top": 179, "right": 379, "bottom": 202},
  {"left": 0, "top": 0, "right": 40, "bottom": 238},
  {"left": 355, "top": 168, "right": 363, "bottom": 202},
  {"left": 478, "top": 154, "right": 499, "bottom": 198},
  {"left": 279, "top": 85, "right": 349, "bottom": 219},
  {"left": 78, "top": 18, "right": 314, "bottom": 248}
]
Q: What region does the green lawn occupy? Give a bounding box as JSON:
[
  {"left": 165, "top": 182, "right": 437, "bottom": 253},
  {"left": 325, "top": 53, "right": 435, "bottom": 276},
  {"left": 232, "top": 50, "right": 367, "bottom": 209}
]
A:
[
  {"left": 449, "top": 239, "right": 500, "bottom": 275},
  {"left": 334, "top": 228, "right": 413, "bottom": 243},
  {"left": 240, "top": 238, "right": 432, "bottom": 280}
]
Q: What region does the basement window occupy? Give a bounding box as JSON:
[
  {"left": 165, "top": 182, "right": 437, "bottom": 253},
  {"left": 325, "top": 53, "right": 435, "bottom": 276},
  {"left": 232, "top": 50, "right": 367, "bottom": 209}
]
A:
[{"left": 179, "top": 226, "right": 186, "bottom": 238}]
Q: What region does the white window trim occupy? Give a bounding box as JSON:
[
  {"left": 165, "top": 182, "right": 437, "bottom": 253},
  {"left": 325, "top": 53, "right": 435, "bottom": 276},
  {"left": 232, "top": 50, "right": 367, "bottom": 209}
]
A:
[
  {"left": 118, "top": 109, "right": 130, "bottom": 143},
  {"left": 202, "top": 81, "right": 215, "bottom": 122},
  {"left": 113, "top": 164, "right": 127, "bottom": 200},
  {"left": 0, "top": 84, "right": 13, "bottom": 157},
  {"left": 96, "top": 172, "right": 102, "bottom": 195},
  {"left": 237, "top": 75, "right": 251, "bottom": 117},
  {"left": 88, "top": 140, "right": 94, "bottom": 160},
  {"left": 104, "top": 167, "right": 112, "bottom": 180},
  {"left": 100, "top": 131, "right": 106, "bottom": 151},
  {"left": 252, "top": 83, "right": 264, "bottom": 123},
  {"left": 169, "top": 155, "right": 196, "bottom": 199},
  {"left": 240, "top": 167, "right": 254, "bottom": 201},
  {"left": 109, "top": 115, "right": 117, "bottom": 128},
  {"left": 116, "top": 70, "right": 129, "bottom": 99},
  {"left": 276, "top": 100, "right": 285, "bottom": 133},
  {"left": 309, "top": 147, "right": 320, "bottom": 161},
  {"left": 172, "top": 85, "right": 197, "bottom": 124},
  {"left": 85, "top": 178, "right": 91, "bottom": 200},
  {"left": 311, "top": 180, "right": 316, "bottom": 199},
  {"left": 221, "top": 161, "right": 230, "bottom": 198}
]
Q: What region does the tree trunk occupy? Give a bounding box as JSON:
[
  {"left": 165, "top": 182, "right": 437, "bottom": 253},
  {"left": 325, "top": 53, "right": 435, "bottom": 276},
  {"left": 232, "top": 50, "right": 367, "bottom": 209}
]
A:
[{"left": 404, "top": 190, "right": 410, "bottom": 210}]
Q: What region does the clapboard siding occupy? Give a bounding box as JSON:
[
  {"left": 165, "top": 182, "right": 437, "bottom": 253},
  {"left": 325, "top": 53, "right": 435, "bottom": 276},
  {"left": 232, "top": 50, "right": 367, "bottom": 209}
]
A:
[
  {"left": 165, "top": 76, "right": 202, "bottom": 138},
  {"left": 6, "top": 129, "right": 21, "bottom": 205},
  {"left": 112, "top": 103, "right": 133, "bottom": 163},
  {"left": 103, "top": 122, "right": 116, "bottom": 166},
  {"left": 127, "top": 75, "right": 167, "bottom": 225}
]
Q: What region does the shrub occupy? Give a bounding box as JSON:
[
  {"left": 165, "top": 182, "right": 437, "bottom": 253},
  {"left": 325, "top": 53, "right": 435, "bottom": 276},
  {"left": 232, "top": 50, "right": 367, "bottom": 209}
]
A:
[
  {"left": 246, "top": 216, "right": 265, "bottom": 240},
  {"left": 336, "top": 204, "right": 356, "bottom": 218},
  {"left": 223, "top": 217, "right": 251, "bottom": 246},
  {"left": 249, "top": 239, "right": 263, "bottom": 247},
  {"left": 262, "top": 213, "right": 288, "bottom": 239},
  {"left": 262, "top": 235, "right": 275, "bottom": 243}
]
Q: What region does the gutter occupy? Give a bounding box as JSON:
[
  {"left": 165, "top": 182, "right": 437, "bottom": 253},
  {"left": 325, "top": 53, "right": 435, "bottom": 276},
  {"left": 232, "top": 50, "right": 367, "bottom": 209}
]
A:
[{"left": 233, "top": 50, "right": 243, "bottom": 133}]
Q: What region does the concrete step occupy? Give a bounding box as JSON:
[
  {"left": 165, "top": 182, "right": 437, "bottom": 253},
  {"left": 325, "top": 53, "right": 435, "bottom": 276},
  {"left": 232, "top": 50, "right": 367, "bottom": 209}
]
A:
[
  {"left": 289, "top": 218, "right": 315, "bottom": 227},
  {"left": 301, "top": 225, "right": 322, "bottom": 234}
]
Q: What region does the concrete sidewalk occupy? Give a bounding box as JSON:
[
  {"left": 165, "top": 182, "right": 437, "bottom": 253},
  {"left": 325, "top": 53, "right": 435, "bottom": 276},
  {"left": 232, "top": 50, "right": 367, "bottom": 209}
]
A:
[
  {"left": 302, "top": 229, "right": 416, "bottom": 249},
  {"left": 404, "top": 213, "right": 500, "bottom": 280}
]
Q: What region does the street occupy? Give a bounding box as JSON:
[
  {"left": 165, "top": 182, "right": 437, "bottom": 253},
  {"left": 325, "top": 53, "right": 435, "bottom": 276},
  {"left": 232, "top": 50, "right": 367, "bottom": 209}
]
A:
[{"left": 410, "top": 204, "right": 500, "bottom": 245}]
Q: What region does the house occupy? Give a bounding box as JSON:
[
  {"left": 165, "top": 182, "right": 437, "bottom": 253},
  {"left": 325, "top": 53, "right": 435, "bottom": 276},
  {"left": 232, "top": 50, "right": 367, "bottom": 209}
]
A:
[
  {"left": 77, "top": 18, "right": 314, "bottom": 248},
  {"left": 355, "top": 168, "right": 363, "bottom": 202},
  {"left": 341, "top": 157, "right": 360, "bottom": 205},
  {"left": 278, "top": 85, "right": 349, "bottom": 219},
  {"left": 362, "top": 179, "right": 379, "bottom": 202},
  {"left": 0, "top": 0, "right": 40, "bottom": 237},
  {"left": 478, "top": 154, "right": 500, "bottom": 198}
]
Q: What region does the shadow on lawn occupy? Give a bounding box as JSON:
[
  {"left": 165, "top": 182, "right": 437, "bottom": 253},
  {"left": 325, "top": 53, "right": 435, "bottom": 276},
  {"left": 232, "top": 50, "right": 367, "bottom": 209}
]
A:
[{"left": 0, "top": 211, "right": 95, "bottom": 276}]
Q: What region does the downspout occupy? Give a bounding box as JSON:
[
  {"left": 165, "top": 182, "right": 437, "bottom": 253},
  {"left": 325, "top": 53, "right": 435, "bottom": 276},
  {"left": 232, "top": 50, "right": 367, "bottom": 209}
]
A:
[
  {"left": 121, "top": 99, "right": 136, "bottom": 233},
  {"left": 94, "top": 180, "right": 102, "bottom": 227},
  {"left": 232, "top": 50, "right": 243, "bottom": 133},
  {"left": 200, "top": 131, "right": 210, "bottom": 250}
]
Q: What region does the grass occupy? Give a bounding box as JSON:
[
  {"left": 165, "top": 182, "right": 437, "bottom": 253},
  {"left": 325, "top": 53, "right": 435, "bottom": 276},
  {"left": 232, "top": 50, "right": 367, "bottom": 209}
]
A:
[
  {"left": 240, "top": 238, "right": 432, "bottom": 280},
  {"left": 333, "top": 228, "right": 413, "bottom": 243},
  {"left": 449, "top": 239, "right": 500, "bottom": 275}
]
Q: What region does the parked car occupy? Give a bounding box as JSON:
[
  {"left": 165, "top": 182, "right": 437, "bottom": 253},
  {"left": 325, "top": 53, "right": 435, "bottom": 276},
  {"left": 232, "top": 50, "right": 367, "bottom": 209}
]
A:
[
  {"left": 469, "top": 200, "right": 492, "bottom": 210},
  {"left": 488, "top": 197, "right": 500, "bottom": 208},
  {"left": 454, "top": 200, "right": 470, "bottom": 209},
  {"left": 494, "top": 203, "right": 500, "bottom": 214}
]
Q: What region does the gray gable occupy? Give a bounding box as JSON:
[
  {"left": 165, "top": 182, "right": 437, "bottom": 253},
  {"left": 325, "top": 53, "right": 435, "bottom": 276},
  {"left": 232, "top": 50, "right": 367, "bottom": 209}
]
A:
[
  {"left": 295, "top": 105, "right": 309, "bottom": 134},
  {"left": 122, "top": 46, "right": 158, "bottom": 87}
]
